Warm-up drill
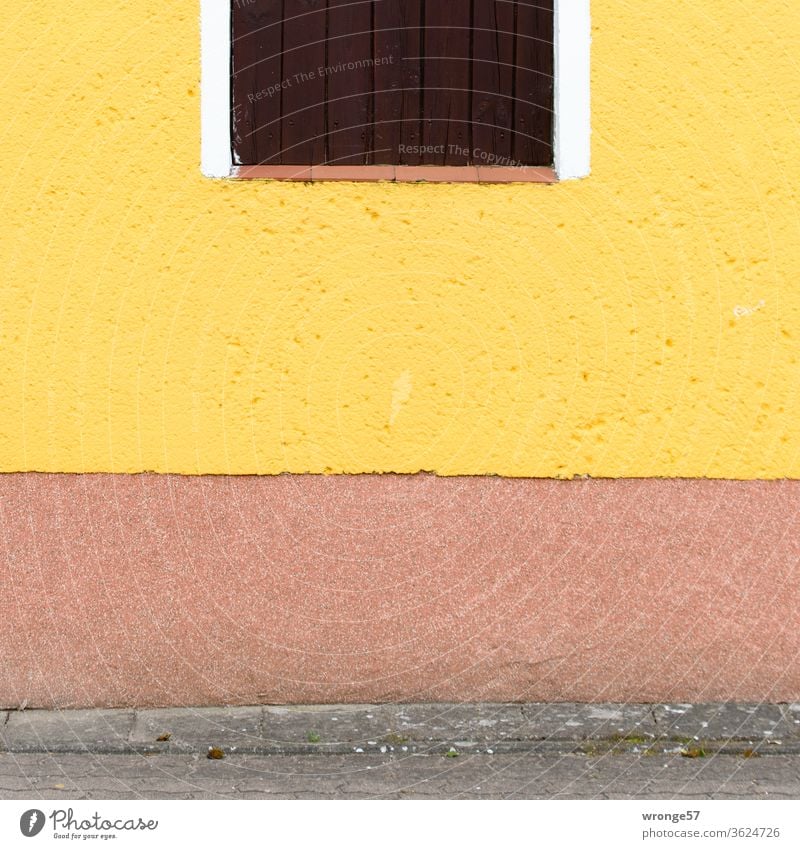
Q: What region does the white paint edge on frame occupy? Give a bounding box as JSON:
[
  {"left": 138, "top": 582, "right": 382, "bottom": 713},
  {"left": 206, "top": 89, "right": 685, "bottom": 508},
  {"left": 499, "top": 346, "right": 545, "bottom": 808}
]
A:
[
  {"left": 555, "top": 0, "right": 592, "bottom": 179},
  {"left": 201, "top": 0, "right": 232, "bottom": 177},
  {"left": 200, "top": 0, "right": 590, "bottom": 180}
]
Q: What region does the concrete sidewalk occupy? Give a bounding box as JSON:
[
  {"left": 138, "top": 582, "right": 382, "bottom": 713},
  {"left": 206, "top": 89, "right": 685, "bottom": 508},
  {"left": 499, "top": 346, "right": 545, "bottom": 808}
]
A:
[{"left": 2, "top": 704, "right": 799, "bottom": 799}]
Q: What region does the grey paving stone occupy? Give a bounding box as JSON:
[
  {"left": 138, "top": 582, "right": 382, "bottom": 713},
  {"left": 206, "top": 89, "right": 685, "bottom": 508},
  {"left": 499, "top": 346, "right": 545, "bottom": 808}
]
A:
[
  {"left": 263, "top": 704, "right": 393, "bottom": 747},
  {"left": 0, "top": 709, "right": 134, "bottom": 754},
  {"left": 388, "top": 704, "right": 528, "bottom": 743},
  {"left": 786, "top": 703, "right": 800, "bottom": 727},
  {"left": 2, "top": 704, "right": 797, "bottom": 757},
  {"left": 263, "top": 703, "right": 527, "bottom": 748},
  {"left": 130, "top": 706, "right": 263, "bottom": 754},
  {"left": 652, "top": 703, "right": 797, "bottom": 742},
  {"left": 1, "top": 751, "right": 799, "bottom": 800},
  {"left": 519, "top": 704, "right": 659, "bottom": 740}
]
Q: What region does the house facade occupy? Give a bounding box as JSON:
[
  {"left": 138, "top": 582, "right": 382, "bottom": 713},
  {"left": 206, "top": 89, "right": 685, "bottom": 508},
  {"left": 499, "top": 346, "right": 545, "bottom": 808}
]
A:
[{"left": 0, "top": 2, "right": 798, "bottom": 707}]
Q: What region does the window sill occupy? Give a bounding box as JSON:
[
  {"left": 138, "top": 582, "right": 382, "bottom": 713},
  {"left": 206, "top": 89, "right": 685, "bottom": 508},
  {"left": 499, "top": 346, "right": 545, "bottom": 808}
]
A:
[{"left": 229, "top": 165, "right": 558, "bottom": 184}]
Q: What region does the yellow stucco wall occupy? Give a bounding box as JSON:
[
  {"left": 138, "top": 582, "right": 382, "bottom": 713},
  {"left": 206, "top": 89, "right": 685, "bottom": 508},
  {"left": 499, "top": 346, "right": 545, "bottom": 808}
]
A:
[{"left": 1, "top": 2, "right": 799, "bottom": 477}]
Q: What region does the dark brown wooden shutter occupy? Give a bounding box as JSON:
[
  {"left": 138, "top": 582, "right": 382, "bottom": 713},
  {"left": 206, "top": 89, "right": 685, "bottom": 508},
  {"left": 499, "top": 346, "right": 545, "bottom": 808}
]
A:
[{"left": 232, "top": 1, "right": 554, "bottom": 168}]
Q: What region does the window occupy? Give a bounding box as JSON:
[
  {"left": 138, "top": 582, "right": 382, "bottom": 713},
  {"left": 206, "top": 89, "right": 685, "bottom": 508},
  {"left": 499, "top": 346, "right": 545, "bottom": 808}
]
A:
[{"left": 201, "top": 0, "right": 590, "bottom": 182}]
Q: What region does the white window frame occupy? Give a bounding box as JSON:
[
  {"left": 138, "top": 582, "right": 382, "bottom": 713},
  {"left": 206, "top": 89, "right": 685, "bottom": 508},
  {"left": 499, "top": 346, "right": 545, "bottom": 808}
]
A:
[{"left": 201, "top": 0, "right": 590, "bottom": 180}]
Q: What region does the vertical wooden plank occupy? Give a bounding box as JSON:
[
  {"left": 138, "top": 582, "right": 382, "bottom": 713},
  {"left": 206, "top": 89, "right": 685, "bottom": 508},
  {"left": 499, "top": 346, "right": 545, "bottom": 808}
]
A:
[
  {"left": 422, "top": 0, "right": 472, "bottom": 165},
  {"left": 374, "top": 0, "right": 423, "bottom": 165},
  {"left": 514, "top": 0, "right": 554, "bottom": 166},
  {"left": 282, "top": 0, "right": 327, "bottom": 164},
  {"left": 231, "top": 0, "right": 284, "bottom": 165},
  {"left": 471, "top": 0, "right": 514, "bottom": 166},
  {"left": 327, "top": 0, "right": 374, "bottom": 165}
]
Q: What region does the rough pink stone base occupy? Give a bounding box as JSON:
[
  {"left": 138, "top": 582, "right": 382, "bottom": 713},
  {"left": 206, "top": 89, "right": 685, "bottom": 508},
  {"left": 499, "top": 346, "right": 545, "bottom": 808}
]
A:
[{"left": 0, "top": 475, "right": 797, "bottom": 709}]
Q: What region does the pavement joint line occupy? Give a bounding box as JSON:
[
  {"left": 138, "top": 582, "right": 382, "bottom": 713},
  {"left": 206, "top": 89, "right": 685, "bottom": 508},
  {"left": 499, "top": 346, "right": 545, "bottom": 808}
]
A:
[{"left": 0, "top": 742, "right": 798, "bottom": 757}]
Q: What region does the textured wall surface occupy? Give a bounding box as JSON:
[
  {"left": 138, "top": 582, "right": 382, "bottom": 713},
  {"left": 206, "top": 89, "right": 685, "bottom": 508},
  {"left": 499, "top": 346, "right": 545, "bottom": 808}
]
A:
[
  {"left": 1, "top": 2, "right": 799, "bottom": 476},
  {"left": 2, "top": 475, "right": 798, "bottom": 708}
]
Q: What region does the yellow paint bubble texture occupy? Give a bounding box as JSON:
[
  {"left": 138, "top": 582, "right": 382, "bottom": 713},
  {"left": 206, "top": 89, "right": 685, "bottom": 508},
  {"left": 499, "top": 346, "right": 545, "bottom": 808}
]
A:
[{"left": 1, "top": 2, "right": 799, "bottom": 477}]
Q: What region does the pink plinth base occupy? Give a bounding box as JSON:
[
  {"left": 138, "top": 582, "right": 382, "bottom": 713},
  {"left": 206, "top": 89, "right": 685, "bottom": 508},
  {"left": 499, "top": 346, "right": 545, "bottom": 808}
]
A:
[{"left": 0, "top": 474, "right": 797, "bottom": 708}]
